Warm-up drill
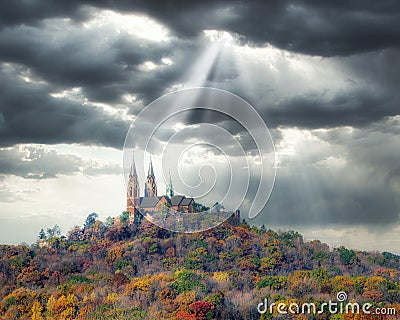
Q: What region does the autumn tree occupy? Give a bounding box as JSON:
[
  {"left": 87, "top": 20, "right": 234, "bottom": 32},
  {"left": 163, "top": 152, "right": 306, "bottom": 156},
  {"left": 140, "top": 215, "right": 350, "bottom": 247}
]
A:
[{"left": 84, "top": 212, "right": 98, "bottom": 230}]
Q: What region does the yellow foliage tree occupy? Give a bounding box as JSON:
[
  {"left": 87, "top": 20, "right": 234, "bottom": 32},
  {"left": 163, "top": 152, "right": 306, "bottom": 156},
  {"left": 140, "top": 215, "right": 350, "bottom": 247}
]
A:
[
  {"left": 106, "top": 247, "right": 123, "bottom": 263},
  {"left": 125, "top": 277, "right": 151, "bottom": 295},
  {"left": 213, "top": 271, "right": 230, "bottom": 282},
  {"left": 31, "top": 301, "right": 44, "bottom": 320},
  {"left": 46, "top": 294, "right": 78, "bottom": 320}
]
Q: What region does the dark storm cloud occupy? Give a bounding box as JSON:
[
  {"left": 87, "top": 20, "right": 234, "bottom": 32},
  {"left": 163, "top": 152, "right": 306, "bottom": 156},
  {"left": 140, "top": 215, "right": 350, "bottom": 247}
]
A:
[
  {"left": 153, "top": 81, "right": 397, "bottom": 136},
  {"left": 0, "top": 64, "right": 129, "bottom": 148},
  {"left": 2, "top": 1, "right": 400, "bottom": 57},
  {"left": 186, "top": 47, "right": 400, "bottom": 131},
  {"left": 0, "top": 0, "right": 84, "bottom": 28},
  {"left": 189, "top": 122, "right": 400, "bottom": 227},
  {"left": 0, "top": 0, "right": 399, "bottom": 141},
  {"left": 0, "top": 145, "right": 121, "bottom": 179},
  {"left": 0, "top": 20, "right": 175, "bottom": 103},
  {"left": 249, "top": 125, "right": 400, "bottom": 227},
  {"left": 0, "top": 0, "right": 398, "bottom": 161},
  {"left": 220, "top": 1, "right": 400, "bottom": 57},
  {"left": 0, "top": 10, "right": 207, "bottom": 148},
  {"left": 253, "top": 164, "right": 400, "bottom": 226},
  {"left": 263, "top": 88, "right": 398, "bottom": 129},
  {"left": 315, "top": 123, "right": 400, "bottom": 182},
  {"left": 341, "top": 48, "right": 400, "bottom": 91},
  {"left": 0, "top": 9, "right": 213, "bottom": 108}
]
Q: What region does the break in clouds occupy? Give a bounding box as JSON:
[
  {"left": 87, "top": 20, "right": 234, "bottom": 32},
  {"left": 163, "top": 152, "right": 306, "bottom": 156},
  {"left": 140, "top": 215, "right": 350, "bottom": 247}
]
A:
[{"left": 0, "top": 0, "right": 400, "bottom": 245}]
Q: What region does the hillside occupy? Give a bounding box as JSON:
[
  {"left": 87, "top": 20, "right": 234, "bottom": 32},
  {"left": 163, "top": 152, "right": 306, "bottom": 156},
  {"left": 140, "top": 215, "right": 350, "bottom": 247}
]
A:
[{"left": 0, "top": 213, "right": 399, "bottom": 319}]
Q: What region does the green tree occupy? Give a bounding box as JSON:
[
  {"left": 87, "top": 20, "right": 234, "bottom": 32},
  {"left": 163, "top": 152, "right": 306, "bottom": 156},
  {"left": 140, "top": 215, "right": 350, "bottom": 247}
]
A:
[
  {"left": 337, "top": 246, "right": 356, "bottom": 265},
  {"left": 47, "top": 225, "right": 61, "bottom": 238},
  {"left": 105, "top": 216, "right": 114, "bottom": 226},
  {"left": 120, "top": 211, "right": 129, "bottom": 224},
  {"left": 38, "top": 229, "right": 47, "bottom": 240},
  {"left": 84, "top": 212, "right": 98, "bottom": 229}
]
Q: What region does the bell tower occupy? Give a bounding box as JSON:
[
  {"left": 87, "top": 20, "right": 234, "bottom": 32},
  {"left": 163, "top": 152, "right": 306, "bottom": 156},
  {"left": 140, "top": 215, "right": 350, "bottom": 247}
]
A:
[
  {"left": 127, "top": 153, "right": 140, "bottom": 216},
  {"left": 145, "top": 158, "right": 157, "bottom": 197}
]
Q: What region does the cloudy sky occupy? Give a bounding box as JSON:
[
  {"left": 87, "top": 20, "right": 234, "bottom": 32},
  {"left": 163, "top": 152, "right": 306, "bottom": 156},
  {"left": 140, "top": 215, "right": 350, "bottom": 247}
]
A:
[{"left": 0, "top": 0, "right": 399, "bottom": 252}]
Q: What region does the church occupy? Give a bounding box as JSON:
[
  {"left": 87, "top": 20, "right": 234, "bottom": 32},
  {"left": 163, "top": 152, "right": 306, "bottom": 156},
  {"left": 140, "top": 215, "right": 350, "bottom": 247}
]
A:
[{"left": 126, "top": 156, "right": 194, "bottom": 221}]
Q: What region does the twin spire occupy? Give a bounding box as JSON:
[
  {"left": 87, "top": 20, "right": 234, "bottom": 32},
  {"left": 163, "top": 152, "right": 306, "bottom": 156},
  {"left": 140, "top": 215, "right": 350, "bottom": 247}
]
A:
[
  {"left": 128, "top": 154, "right": 155, "bottom": 180},
  {"left": 128, "top": 153, "right": 173, "bottom": 198}
]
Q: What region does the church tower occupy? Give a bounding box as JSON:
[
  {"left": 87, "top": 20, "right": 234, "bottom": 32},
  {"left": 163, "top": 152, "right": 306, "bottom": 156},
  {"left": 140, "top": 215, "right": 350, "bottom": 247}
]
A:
[
  {"left": 145, "top": 158, "right": 157, "bottom": 197},
  {"left": 166, "top": 170, "right": 174, "bottom": 198},
  {"left": 126, "top": 153, "right": 140, "bottom": 216}
]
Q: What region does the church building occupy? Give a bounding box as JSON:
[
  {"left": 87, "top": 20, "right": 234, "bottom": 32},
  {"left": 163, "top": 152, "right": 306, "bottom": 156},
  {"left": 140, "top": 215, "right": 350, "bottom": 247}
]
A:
[{"left": 126, "top": 155, "right": 194, "bottom": 221}]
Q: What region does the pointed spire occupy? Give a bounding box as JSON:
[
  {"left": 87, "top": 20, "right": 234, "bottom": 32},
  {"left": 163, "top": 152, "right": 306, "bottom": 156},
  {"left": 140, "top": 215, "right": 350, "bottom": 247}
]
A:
[
  {"left": 145, "top": 156, "right": 157, "bottom": 197},
  {"left": 147, "top": 156, "right": 155, "bottom": 178},
  {"left": 130, "top": 151, "right": 137, "bottom": 177},
  {"left": 166, "top": 169, "right": 174, "bottom": 198}
]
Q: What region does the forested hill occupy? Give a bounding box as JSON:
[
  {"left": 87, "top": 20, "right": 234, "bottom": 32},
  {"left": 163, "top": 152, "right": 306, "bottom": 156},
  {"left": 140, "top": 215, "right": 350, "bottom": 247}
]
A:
[{"left": 0, "top": 213, "right": 399, "bottom": 319}]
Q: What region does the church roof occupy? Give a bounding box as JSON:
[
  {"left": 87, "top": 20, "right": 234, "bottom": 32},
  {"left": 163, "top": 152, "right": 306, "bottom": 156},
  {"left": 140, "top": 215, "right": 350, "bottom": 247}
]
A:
[
  {"left": 159, "top": 195, "right": 171, "bottom": 205},
  {"left": 140, "top": 196, "right": 160, "bottom": 208},
  {"left": 180, "top": 197, "right": 194, "bottom": 206},
  {"left": 139, "top": 195, "right": 171, "bottom": 208},
  {"left": 170, "top": 195, "right": 194, "bottom": 207},
  {"left": 171, "top": 195, "right": 185, "bottom": 206}
]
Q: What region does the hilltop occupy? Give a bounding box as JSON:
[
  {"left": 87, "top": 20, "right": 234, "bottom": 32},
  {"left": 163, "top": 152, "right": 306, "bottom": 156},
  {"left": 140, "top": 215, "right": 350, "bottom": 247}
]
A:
[{"left": 0, "top": 213, "right": 399, "bottom": 319}]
